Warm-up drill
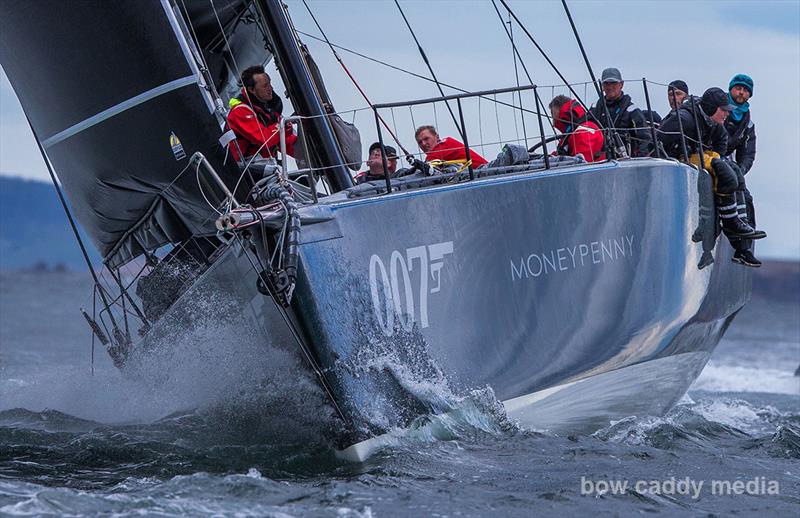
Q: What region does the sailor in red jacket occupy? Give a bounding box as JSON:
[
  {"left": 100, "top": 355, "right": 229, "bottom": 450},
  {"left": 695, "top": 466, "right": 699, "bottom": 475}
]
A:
[
  {"left": 414, "top": 125, "right": 488, "bottom": 167},
  {"left": 549, "top": 95, "right": 605, "bottom": 163},
  {"left": 227, "top": 65, "right": 296, "bottom": 162}
]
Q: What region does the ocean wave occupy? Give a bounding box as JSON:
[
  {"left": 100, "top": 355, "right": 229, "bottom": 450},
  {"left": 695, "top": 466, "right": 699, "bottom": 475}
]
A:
[
  {"left": 693, "top": 362, "right": 800, "bottom": 395},
  {"left": 0, "top": 472, "right": 375, "bottom": 517},
  {"left": 592, "top": 397, "right": 799, "bottom": 451}
]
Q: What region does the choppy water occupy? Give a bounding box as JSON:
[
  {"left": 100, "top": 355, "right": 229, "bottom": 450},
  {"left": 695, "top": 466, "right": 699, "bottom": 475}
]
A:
[{"left": 1, "top": 272, "right": 798, "bottom": 516}]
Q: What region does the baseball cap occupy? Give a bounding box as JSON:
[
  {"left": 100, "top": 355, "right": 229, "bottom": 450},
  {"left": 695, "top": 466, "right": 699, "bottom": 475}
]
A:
[
  {"left": 700, "top": 87, "right": 736, "bottom": 113},
  {"left": 601, "top": 67, "right": 622, "bottom": 83},
  {"left": 368, "top": 142, "right": 398, "bottom": 158}
]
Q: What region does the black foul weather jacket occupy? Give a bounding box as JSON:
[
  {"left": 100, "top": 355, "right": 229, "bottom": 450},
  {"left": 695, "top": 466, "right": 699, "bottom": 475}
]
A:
[
  {"left": 591, "top": 93, "right": 652, "bottom": 157},
  {"left": 724, "top": 111, "right": 756, "bottom": 174},
  {"left": 659, "top": 96, "right": 728, "bottom": 160}
]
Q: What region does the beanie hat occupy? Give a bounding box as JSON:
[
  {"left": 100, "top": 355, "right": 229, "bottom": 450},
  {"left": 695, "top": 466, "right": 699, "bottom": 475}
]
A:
[
  {"left": 729, "top": 74, "right": 754, "bottom": 97},
  {"left": 668, "top": 80, "right": 689, "bottom": 95}
]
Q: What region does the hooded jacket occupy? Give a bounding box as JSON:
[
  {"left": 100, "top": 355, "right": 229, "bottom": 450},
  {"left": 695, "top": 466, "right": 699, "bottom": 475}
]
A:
[
  {"left": 554, "top": 100, "right": 606, "bottom": 163},
  {"left": 591, "top": 93, "right": 652, "bottom": 157},
  {"left": 659, "top": 95, "right": 728, "bottom": 161},
  {"left": 226, "top": 88, "right": 296, "bottom": 161},
  {"left": 724, "top": 110, "right": 756, "bottom": 174}
]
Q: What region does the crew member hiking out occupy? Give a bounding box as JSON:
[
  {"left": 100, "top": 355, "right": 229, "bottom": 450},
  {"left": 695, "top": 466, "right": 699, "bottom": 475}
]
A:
[
  {"left": 414, "top": 125, "right": 488, "bottom": 168},
  {"left": 227, "top": 65, "right": 296, "bottom": 162},
  {"left": 549, "top": 95, "right": 605, "bottom": 163},
  {"left": 724, "top": 74, "right": 762, "bottom": 267},
  {"left": 591, "top": 67, "right": 652, "bottom": 157},
  {"left": 660, "top": 87, "right": 766, "bottom": 250}
]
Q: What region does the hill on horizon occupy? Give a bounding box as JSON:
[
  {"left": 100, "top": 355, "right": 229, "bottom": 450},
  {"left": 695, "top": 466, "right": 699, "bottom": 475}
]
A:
[{"left": 0, "top": 176, "right": 99, "bottom": 270}]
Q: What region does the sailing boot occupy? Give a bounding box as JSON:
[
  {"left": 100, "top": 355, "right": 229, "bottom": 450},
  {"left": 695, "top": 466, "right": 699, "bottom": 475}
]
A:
[
  {"left": 697, "top": 251, "right": 715, "bottom": 270},
  {"left": 730, "top": 190, "right": 762, "bottom": 267},
  {"left": 732, "top": 249, "right": 762, "bottom": 267},
  {"left": 717, "top": 195, "right": 764, "bottom": 240}
]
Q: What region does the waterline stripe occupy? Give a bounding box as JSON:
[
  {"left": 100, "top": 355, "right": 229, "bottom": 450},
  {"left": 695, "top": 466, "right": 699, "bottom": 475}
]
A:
[{"left": 42, "top": 75, "right": 197, "bottom": 148}]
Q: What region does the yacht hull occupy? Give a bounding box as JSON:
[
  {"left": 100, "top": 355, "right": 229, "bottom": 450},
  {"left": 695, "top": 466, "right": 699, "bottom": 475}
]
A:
[
  {"left": 132, "top": 158, "right": 750, "bottom": 451},
  {"left": 291, "top": 158, "right": 750, "bottom": 440}
]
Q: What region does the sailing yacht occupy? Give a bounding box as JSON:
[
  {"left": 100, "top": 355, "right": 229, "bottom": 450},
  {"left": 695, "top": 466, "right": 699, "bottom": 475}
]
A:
[{"left": 0, "top": 0, "right": 751, "bottom": 460}]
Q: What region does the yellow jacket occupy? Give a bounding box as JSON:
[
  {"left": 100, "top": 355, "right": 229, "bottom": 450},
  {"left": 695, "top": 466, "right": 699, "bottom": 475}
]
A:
[{"left": 688, "top": 150, "right": 720, "bottom": 171}]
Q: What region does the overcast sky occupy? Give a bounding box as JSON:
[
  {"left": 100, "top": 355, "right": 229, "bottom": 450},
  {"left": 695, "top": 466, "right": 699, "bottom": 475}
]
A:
[{"left": 1, "top": 0, "right": 798, "bottom": 259}]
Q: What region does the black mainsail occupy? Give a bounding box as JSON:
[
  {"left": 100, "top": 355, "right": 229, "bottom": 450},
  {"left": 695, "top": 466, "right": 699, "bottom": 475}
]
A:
[{"left": 0, "top": 0, "right": 251, "bottom": 267}]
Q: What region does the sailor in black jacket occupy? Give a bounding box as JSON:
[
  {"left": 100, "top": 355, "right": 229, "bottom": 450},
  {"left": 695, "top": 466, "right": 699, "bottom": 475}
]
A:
[
  {"left": 591, "top": 68, "right": 653, "bottom": 157},
  {"left": 660, "top": 93, "right": 728, "bottom": 159},
  {"left": 660, "top": 87, "right": 766, "bottom": 246},
  {"left": 724, "top": 74, "right": 761, "bottom": 267},
  {"left": 725, "top": 76, "right": 756, "bottom": 174}
]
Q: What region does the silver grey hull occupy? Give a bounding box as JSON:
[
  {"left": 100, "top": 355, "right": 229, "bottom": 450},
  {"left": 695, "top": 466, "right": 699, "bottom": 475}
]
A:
[{"left": 133, "top": 158, "right": 750, "bottom": 448}]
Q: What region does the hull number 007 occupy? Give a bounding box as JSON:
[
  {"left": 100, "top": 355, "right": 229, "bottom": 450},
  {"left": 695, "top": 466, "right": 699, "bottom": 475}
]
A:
[{"left": 368, "top": 241, "right": 453, "bottom": 335}]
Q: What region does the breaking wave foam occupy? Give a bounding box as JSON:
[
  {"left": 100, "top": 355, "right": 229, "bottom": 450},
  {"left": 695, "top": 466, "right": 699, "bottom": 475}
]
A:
[{"left": 692, "top": 362, "right": 799, "bottom": 395}]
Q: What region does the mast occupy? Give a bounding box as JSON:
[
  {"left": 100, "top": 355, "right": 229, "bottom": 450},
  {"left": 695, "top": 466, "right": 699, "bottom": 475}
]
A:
[{"left": 253, "top": 0, "right": 353, "bottom": 191}]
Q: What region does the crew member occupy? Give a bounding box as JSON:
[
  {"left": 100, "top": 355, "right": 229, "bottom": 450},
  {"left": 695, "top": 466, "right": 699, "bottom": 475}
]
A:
[
  {"left": 660, "top": 87, "right": 766, "bottom": 245},
  {"left": 414, "top": 125, "right": 488, "bottom": 167},
  {"left": 667, "top": 80, "right": 689, "bottom": 114},
  {"left": 354, "top": 142, "right": 398, "bottom": 184},
  {"left": 549, "top": 95, "right": 605, "bottom": 163},
  {"left": 724, "top": 74, "right": 761, "bottom": 267},
  {"left": 591, "top": 67, "right": 652, "bottom": 157},
  {"left": 227, "top": 65, "right": 296, "bottom": 162}
]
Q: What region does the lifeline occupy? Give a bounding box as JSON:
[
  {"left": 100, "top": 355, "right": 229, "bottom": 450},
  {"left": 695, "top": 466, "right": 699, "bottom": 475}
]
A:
[{"left": 510, "top": 234, "right": 636, "bottom": 281}]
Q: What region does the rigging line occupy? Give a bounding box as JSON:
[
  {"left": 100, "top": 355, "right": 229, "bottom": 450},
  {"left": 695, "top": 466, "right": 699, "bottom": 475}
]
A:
[
  {"left": 390, "top": 108, "right": 401, "bottom": 148},
  {"left": 559, "top": 0, "right": 626, "bottom": 156},
  {"left": 22, "top": 110, "right": 121, "bottom": 331},
  {"left": 177, "top": 0, "right": 212, "bottom": 74},
  {"left": 227, "top": 131, "right": 278, "bottom": 213},
  {"left": 209, "top": 0, "right": 270, "bottom": 150},
  {"left": 295, "top": 28, "right": 548, "bottom": 119},
  {"left": 478, "top": 96, "right": 485, "bottom": 156},
  {"left": 498, "top": 0, "right": 593, "bottom": 119},
  {"left": 209, "top": 0, "right": 281, "bottom": 208},
  {"left": 196, "top": 160, "right": 225, "bottom": 216},
  {"left": 234, "top": 233, "right": 348, "bottom": 424},
  {"left": 507, "top": 10, "right": 527, "bottom": 148},
  {"left": 490, "top": 0, "right": 555, "bottom": 135},
  {"left": 301, "top": 0, "right": 413, "bottom": 158},
  {"left": 511, "top": 93, "right": 520, "bottom": 143},
  {"left": 394, "top": 0, "right": 464, "bottom": 139},
  {"left": 560, "top": 0, "right": 602, "bottom": 104},
  {"left": 90, "top": 287, "right": 96, "bottom": 376},
  {"left": 493, "top": 93, "right": 502, "bottom": 143},
  {"left": 283, "top": 4, "right": 354, "bottom": 168}
]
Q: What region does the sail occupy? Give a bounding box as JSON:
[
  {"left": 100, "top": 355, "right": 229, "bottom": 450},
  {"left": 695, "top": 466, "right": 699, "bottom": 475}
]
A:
[
  {"left": 0, "top": 0, "right": 250, "bottom": 267},
  {"left": 180, "top": 0, "right": 274, "bottom": 102}
]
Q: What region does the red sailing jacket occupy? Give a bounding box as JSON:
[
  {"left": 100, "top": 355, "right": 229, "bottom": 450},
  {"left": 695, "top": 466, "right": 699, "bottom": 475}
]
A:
[
  {"left": 554, "top": 100, "right": 605, "bottom": 163},
  {"left": 226, "top": 88, "right": 296, "bottom": 161},
  {"left": 425, "top": 136, "right": 488, "bottom": 167}
]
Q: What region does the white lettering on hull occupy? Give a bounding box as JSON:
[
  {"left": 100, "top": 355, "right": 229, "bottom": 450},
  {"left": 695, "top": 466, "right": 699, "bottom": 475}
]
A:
[
  {"left": 510, "top": 234, "right": 636, "bottom": 281},
  {"left": 370, "top": 241, "right": 454, "bottom": 335}
]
